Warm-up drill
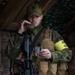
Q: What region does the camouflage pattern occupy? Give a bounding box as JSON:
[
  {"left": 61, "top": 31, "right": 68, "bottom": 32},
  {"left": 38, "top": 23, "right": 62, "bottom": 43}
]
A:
[
  {"left": 52, "top": 30, "right": 72, "bottom": 63},
  {"left": 26, "top": 3, "right": 43, "bottom": 16},
  {"left": 5, "top": 32, "right": 24, "bottom": 59},
  {"left": 5, "top": 26, "right": 72, "bottom": 74}
]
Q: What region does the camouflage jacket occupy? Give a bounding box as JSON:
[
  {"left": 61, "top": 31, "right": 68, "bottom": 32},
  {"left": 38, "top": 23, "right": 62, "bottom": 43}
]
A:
[{"left": 5, "top": 26, "right": 72, "bottom": 63}]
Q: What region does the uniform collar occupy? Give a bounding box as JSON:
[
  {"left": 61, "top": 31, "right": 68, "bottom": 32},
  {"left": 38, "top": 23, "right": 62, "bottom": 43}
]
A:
[{"left": 33, "top": 25, "right": 43, "bottom": 35}]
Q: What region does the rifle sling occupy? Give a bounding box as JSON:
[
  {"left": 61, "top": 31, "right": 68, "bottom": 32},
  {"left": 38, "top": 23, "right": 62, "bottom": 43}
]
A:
[{"left": 29, "top": 28, "right": 44, "bottom": 57}]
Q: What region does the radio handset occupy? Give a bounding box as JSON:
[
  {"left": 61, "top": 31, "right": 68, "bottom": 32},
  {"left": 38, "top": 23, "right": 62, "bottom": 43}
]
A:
[{"left": 27, "top": 24, "right": 34, "bottom": 30}]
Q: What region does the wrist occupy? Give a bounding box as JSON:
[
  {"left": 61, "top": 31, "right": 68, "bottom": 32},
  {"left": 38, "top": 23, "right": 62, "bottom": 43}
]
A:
[{"left": 18, "top": 29, "right": 23, "bottom": 34}]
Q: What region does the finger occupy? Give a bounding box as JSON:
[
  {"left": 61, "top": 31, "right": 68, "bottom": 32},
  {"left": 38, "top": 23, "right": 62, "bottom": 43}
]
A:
[
  {"left": 23, "top": 20, "right": 31, "bottom": 24},
  {"left": 40, "top": 50, "right": 49, "bottom": 54}
]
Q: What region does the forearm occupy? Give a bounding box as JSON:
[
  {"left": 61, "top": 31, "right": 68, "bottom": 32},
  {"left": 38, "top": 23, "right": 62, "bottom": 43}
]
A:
[
  {"left": 5, "top": 32, "right": 24, "bottom": 59},
  {"left": 51, "top": 48, "right": 72, "bottom": 63},
  {"left": 11, "top": 33, "right": 24, "bottom": 48}
]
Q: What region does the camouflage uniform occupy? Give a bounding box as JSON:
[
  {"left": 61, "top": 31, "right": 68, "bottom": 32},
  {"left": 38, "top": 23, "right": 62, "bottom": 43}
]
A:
[{"left": 5, "top": 25, "right": 72, "bottom": 75}]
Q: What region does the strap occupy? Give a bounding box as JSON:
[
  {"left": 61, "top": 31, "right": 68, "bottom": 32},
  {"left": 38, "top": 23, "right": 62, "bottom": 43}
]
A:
[
  {"left": 29, "top": 28, "right": 44, "bottom": 56},
  {"left": 49, "top": 28, "right": 52, "bottom": 41}
]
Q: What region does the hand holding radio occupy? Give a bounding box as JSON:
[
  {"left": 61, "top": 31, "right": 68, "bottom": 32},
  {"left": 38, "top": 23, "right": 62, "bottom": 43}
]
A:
[
  {"left": 39, "top": 49, "right": 52, "bottom": 59},
  {"left": 18, "top": 20, "right": 34, "bottom": 34}
]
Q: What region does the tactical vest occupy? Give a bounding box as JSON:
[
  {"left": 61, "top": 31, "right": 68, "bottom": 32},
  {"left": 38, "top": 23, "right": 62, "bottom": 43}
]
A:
[
  {"left": 36, "top": 27, "right": 68, "bottom": 75},
  {"left": 37, "top": 27, "right": 57, "bottom": 75}
]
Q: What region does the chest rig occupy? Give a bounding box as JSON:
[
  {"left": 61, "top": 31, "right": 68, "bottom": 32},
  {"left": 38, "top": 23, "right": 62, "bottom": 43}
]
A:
[
  {"left": 38, "top": 27, "right": 57, "bottom": 75},
  {"left": 41, "top": 27, "right": 54, "bottom": 51}
]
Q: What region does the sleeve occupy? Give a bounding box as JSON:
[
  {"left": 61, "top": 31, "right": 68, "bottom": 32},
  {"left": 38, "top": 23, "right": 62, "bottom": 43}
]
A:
[
  {"left": 51, "top": 30, "right": 72, "bottom": 63},
  {"left": 5, "top": 32, "right": 24, "bottom": 59}
]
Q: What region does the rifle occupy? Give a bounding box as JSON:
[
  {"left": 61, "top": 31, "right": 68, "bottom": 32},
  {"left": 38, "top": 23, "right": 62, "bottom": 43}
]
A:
[
  {"left": 24, "top": 35, "right": 32, "bottom": 75},
  {"left": 24, "top": 28, "right": 44, "bottom": 75},
  {"left": 14, "top": 28, "right": 44, "bottom": 75},
  {"left": 14, "top": 34, "right": 37, "bottom": 75}
]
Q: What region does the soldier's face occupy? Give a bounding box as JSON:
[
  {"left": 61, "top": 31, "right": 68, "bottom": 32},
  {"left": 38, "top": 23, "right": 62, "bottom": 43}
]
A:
[{"left": 28, "top": 15, "right": 43, "bottom": 27}]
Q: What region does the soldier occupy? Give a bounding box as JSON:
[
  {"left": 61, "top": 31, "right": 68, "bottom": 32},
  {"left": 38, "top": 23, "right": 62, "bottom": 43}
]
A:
[{"left": 5, "top": 3, "right": 72, "bottom": 75}]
